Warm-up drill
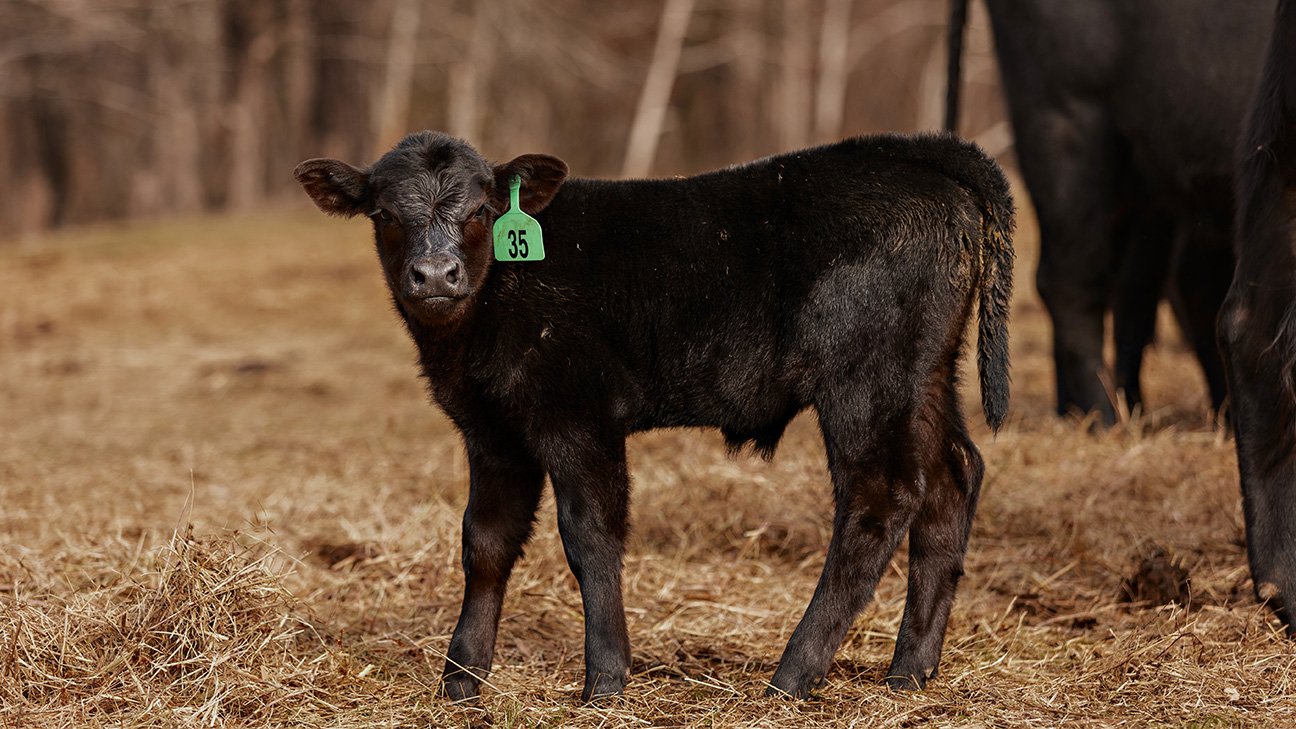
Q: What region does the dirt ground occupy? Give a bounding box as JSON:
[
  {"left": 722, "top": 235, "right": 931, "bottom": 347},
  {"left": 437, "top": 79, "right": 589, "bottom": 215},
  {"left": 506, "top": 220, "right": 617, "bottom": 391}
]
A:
[{"left": 1, "top": 200, "right": 1293, "bottom": 727}]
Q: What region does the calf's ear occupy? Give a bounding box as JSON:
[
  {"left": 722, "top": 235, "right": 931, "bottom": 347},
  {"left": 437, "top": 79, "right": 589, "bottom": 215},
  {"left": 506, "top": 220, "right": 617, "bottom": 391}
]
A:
[
  {"left": 294, "top": 158, "right": 370, "bottom": 217},
  {"left": 493, "top": 154, "right": 569, "bottom": 215}
]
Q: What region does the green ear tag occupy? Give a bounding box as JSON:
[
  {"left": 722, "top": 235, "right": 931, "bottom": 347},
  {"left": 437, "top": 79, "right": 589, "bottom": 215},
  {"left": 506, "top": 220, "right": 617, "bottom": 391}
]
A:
[{"left": 493, "top": 175, "right": 545, "bottom": 262}]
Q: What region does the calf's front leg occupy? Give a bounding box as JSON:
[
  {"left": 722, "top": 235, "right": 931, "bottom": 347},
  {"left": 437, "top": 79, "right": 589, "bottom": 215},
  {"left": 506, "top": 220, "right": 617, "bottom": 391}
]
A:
[
  {"left": 547, "top": 435, "right": 633, "bottom": 702},
  {"left": 443, "top": 450, "right": 546, "bottom": 701}
]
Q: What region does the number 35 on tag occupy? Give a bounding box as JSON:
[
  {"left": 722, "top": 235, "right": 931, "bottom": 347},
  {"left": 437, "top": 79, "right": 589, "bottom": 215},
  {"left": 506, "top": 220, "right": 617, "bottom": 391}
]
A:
[{"left": 493, "top": 175, "right": 545, "bottom": 262}]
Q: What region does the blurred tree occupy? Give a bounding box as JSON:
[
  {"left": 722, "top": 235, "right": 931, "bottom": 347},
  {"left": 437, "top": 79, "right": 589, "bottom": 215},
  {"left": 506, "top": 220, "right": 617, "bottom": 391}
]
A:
[
  {"left": 777, "top": 0, "right": 814, "bottom": 151},
  {"left": 815, "top": 0, "right": 853, "bottom": 143},
  {"left": 622, "top": 0, "right": 696, "bottom": 178},
  {"left": 374, "top": 0, "right": 423, "bottom": 157},
  {"left": 447, "top": 0, "right": 493, "bottom": 146},
  {"left": 0, "top": 0, "right": 1006, "bottom": 237}
]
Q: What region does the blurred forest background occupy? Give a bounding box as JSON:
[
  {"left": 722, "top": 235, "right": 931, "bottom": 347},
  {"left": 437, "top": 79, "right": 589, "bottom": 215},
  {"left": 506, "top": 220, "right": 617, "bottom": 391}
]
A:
[{"left": 1, "top": 0, "right": 1009, "bottom": 238}]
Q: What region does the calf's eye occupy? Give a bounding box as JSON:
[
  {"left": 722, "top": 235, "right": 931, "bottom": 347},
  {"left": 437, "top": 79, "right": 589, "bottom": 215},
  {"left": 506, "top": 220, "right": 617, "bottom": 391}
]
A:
[
  {"left": 372, "top": 209, "right": 394, "bottom": 224},
  {"left": 474, "top": 204, "right": 487, "bottom": 219}
]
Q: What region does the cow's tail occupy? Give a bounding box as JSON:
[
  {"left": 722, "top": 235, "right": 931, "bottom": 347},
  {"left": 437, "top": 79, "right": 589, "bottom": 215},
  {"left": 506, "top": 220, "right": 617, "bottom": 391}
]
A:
[
  {"left": 945, "top": 0, "right": 970, "bottom": 132},
  {"left": 975, "top": 174, "right": 1015, "bottom": 433}
]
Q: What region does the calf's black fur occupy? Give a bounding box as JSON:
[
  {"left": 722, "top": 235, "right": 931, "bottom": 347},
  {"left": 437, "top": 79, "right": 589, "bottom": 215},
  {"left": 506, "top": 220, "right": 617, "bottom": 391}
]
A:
[
  {"left": 1218, "top": 0, "right": 1296, "bottom": 637},
  {"left": 295, "top": 131, "right": 1014, "bottom": 701}
]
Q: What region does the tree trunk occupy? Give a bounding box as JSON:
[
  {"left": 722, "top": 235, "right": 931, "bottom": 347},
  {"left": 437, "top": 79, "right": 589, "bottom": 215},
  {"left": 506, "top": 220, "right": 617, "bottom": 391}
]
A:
[
  {"left": 279, "top": 0, "right": 315, "bottom": 187},
  {"left": 777, "top": 0, "right": 813, "bottom": 151},
  {"left": 915, "top": 27, "right": 946, "bottom": 131},
  {"left": 373, "top": 0, "right": 422, "bottom": 157},
  {"left": 814, "top": 0, "right": 852, "bottom": 143},
  {"left": 621, "top": 0, "right": 696, "bottom": 179},
  {"left": 726, "top": 0, "right": 766, "bottom": 160},
  {"left": 225, "top": 3, "right": 275, "bottom": 212},
  {"left": 448, "top": 1, "right": 497, "bottom": 144}
]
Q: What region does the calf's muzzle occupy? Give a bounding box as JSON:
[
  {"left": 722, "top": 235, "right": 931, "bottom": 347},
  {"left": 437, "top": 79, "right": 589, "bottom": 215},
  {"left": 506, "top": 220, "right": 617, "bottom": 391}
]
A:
[{"left": 403, "top": 254, "right": 468, "bottom": 302}]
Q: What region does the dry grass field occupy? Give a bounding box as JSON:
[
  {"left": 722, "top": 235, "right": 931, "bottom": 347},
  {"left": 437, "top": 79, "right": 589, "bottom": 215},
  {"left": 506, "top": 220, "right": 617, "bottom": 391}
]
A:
[{"left": 2, "top": 197, "right": 1294, "bottom": 727}]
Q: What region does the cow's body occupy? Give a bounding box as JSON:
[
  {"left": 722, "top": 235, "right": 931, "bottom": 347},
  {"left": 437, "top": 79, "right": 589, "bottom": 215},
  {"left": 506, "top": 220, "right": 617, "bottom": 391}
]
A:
[
  {"left": 949, "top": 0, "right": 1273, "bottom": 422},
  {"left": 1218, "top": 0, "right": 1296, "bottom": 636},
  {"left": 296, "top": 131, "right": 1014, "bottom": 700}
]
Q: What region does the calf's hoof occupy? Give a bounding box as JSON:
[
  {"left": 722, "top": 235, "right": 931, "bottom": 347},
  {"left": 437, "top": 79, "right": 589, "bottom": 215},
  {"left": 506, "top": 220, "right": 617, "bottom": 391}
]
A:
[
  {"left": 883, "top": 666, "right": 934, "bottom": 692},
  {"left": 442, "top": 672, "right": 483, "bottom": 702},
  {"left": 765, "top": 666, "right": 824, "bottom": 699},
  {"left": 581, "top": 670, "right": 627, "bottom": 703},
  {"left": 1255, "top": 581, "right": 1296, "bottom": 638}
]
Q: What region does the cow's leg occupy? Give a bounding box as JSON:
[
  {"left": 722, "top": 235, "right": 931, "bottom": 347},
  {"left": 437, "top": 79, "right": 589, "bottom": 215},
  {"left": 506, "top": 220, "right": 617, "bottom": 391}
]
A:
[
  {"left": 1111, "top": 206, "right": 1175, "bottom": 414},
  {"left": 768, "top": 400, "right": 924, "bottom": 699},
  {"left": 1015, "top": 106, "right": 1120, "bottom": 423},
  {"left": 1170, "top": 222, "right": 1234, "bottom": 415},
  {"left": 547, "top": 433, "right": 633, "bottom": 702},
  {"left": 443, "top": 448, "right": 546, "bottom": 701},
  {"left": 885, "top": 388, "right": 983, "bottom": 690},
  {"left": 1219, "top": 288, "right": 1296, "bottom": 635}
]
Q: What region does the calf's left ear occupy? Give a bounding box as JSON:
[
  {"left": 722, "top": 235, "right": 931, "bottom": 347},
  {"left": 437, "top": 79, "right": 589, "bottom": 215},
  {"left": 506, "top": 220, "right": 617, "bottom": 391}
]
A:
[
  {"left": 493, "top": 154, "right": 569, "bottom": 215},
  {"left": 294, "top": 158, "right": 370, "bottom": 217}
]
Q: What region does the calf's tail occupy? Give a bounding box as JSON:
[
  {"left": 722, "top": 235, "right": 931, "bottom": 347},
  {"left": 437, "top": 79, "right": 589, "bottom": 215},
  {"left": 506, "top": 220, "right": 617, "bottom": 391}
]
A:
[
  {"left": 975, "top": 185, "right": 1015, "bottom": 433},
  {"left": 905, "top": 133, "right": 1014, "bottom": 431}
]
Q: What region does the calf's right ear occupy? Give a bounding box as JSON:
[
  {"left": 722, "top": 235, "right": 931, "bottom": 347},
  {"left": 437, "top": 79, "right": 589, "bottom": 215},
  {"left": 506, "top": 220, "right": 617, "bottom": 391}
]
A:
[
  {"left": 294, "top": 159, "right": 370, "bottom": 217},
  {"left": 493, "top": 154, "right": 569, "bottom": 215}
]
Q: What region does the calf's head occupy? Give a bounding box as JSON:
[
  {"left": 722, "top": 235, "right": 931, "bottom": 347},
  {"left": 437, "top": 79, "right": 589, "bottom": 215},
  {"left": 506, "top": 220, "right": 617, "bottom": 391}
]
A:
[{"left": 294, "top": 132, "right": 568, "bottom": 328}]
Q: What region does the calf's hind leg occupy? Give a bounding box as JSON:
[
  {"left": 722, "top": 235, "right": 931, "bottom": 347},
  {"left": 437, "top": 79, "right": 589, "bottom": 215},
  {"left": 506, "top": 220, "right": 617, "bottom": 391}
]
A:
[
  {"left": 767, "top": 397, "right": 926, "bottom": 699},
  {"left": 884, "top": 404, "right": 983, "bottom": 690}
]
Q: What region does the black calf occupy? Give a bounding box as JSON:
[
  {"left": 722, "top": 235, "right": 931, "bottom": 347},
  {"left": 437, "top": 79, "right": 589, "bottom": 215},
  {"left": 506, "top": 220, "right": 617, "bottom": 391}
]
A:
[
  {"left": 1218, "top": 0, "right": 1296, "bottom": 636},
  {"left": 295, "top": 131, "right": 1014, "bottom": 700}
]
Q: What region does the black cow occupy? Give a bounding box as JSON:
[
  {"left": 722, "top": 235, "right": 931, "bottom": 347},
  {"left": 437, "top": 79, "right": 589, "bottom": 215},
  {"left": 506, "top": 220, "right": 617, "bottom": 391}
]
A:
[
  {"left": 1218, "top": 0, "right": 1296, "bottom": 636},
  {"left": 947, "top": 0, "right": 1273, "bottom": 424},
  {"left": 295, "top": 131, "right": 1014, "bottom": 700}
]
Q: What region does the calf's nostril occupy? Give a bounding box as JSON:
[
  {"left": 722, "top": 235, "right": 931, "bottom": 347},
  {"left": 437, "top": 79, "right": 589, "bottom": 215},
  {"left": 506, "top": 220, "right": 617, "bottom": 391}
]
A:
[{"left": 407, "top": 258, "right": 465, "bottom": 298}]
